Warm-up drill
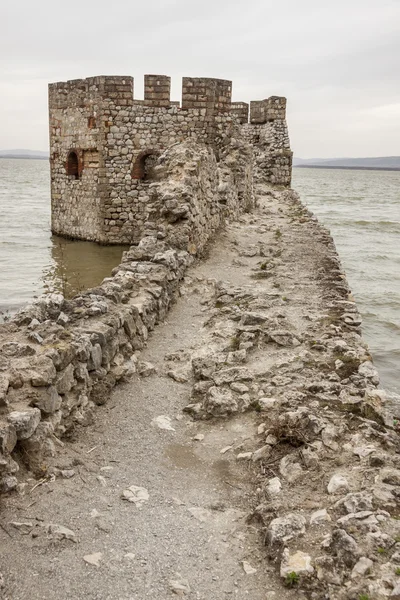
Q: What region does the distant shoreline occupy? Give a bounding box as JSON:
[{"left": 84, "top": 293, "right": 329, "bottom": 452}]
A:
[
  {"left": 294, "top": 165, "right": 400, "bottom": 172},
  {"left": 0, "top": 155, "right": 48, "bottom": 160}
]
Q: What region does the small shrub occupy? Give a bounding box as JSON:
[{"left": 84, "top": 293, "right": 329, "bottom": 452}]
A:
[
  {"left": 285, "top": 572, "right": 299, "bottom": 588},
  {"left": 395, "top": 567, "right": 400, "bottom": 576}
]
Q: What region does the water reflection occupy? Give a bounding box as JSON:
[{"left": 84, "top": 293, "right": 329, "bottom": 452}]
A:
[
  {"left": 41, "top": 236, "right": 128, "bottom": 299},
  {"left": 0, "top": 158, "right": 128, "bottom": 315}
]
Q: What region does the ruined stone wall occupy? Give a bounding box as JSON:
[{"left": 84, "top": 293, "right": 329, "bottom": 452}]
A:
[
  {"left": 0, "top": 141, "right": 253, "bottom": 492},
  {"left": 242, "top": 97, "right": 292, "bottom": 187},
  {"left": 49, "top": 75, "right": 291, "bottom": 245}
]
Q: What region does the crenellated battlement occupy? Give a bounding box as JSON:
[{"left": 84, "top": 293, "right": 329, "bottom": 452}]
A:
[
  {"left": 249, "top": 96, "right": 287, "bottom": 124},
  {"left": 48, "top": 76, "right": 135, "bottom": 109},
  {"left": 48, "top": 74, "right": 292, "bottom": 245},
  {"left": 49, "top": 75, "right": 287, "bottom": 125}
]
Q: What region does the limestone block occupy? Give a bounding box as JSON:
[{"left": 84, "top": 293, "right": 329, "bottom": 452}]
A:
[
  {"left": 7, "top": 408, "right": 41, "bottom": 440},
  {"left": 280, "top": 549, "right": 314, "bottom": 578},
  {"left": 55, "top": 364, "right": 76, "bottom": 395},
  {"left": 31, "top": 386, "right": 62, "bottom": 415},
  {"left": 266, "top": 513, "right": 306, "bottom": 550}
]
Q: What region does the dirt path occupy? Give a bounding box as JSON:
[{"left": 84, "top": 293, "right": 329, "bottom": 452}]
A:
[{"left": 1, "top": 184, "right": 391, "bottom": 600}]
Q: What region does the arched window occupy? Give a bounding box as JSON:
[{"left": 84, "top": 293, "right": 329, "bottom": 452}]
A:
[
  {"left": 66, "top": 150, "right": 80, "bottom": 180},
  {"left": 131, "top": 150, "right": 158, "bottom": 181}
]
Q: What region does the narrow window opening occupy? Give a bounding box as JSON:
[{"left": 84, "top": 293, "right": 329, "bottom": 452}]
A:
[
  {"left": 66, "top": 151, "right": 80, "bottom": 180},
  {"left": 88, "top": 116, "right": 97, "bottom": 129},
  {"left": 131, "top": 151, "right": 158, "bottom": 181}
]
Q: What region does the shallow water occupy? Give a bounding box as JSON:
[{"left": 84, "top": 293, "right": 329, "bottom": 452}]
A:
[
  {"left": 292, "top": 167, "right": 400, "bottom": 393},
  {"left": 0, "top": 158, "right": 126, "bottom": 315}
]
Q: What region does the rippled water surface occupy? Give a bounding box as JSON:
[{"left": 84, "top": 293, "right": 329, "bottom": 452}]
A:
[
  {"left": 0, "top": 159, "right": 126, "bottom": 315},
  {"left": 292, "top": 167, "right": 400, "bottom": 393}
]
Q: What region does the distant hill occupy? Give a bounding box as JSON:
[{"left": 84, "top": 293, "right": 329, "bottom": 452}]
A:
[
  {"left": 0, "top": 149, "right": 49, "bottom": 160},
  {"left": 293, "top": 156, "right": 400, "bottom": 171}
]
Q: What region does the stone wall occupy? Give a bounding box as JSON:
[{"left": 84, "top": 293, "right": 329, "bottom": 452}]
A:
[
  {"left": 49, "top": 74, "right": 291, "bottom": 244},
  {"left": 242, "top": 97, "right": 292, "bottom": 187},
  {"left": 0, "top": 140, "right": 253, "bottom": 492}
]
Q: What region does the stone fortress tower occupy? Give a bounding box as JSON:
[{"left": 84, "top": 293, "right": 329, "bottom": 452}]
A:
[{"left": 48, "top": 75, "right": 292, "bottom": 244}]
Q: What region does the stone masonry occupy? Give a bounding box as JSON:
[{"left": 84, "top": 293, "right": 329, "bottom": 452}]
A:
[{"left": 49, "top": 74, "right": 292, "bottom": 244}]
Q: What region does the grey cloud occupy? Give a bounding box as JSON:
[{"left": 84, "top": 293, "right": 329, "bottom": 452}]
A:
[{"left": 1, "top": 0, "right": 399, "bottom": 156}]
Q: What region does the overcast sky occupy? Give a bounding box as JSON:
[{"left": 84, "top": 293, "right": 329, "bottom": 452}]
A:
[{"left": 1, "top": 0, "right": 399, "bottom": 158}]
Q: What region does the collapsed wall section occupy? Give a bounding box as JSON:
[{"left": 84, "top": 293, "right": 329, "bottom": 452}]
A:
[
  {"left": 0, "top": 140, "right": 254, "bottom": 491},
  {"left": 242, "top": 96, "right": 292, "bottom": 186}
]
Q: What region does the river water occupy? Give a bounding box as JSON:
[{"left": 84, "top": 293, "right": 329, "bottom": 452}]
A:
[
  {"left": 0, "top": 159, "right": 126, "bottom": 315},
  {"left": 292, "top": 167, "right": 400, "bottom": 393},
  {"left": 0, "top": 159, "right": 398, "bottom": 393}
]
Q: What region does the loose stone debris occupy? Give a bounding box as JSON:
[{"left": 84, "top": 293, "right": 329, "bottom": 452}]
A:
[
  {"left": 169, "top": 574, "right": 191, "bottom": 596},
  {"left": 151, "top": 415, "right": 176, "bottom": 431},
  {"left": 121, "top": 485, "right": 150, "bottom": 507},
  {"left": 83, "top": 552, "right": 103, "bottom": 567},
  {"left": 242, "top": 560, "right": 258, "bottom": 575}
]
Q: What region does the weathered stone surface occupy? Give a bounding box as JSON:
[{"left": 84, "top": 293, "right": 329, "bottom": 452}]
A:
[
  {"left": 47, "top": 523, "right": 77, "bottom": 543},
  {"left": 88, "top": 344, "right": 102, "bottom": 371},
  {"left": 280, "top": 454, "right": 303, "bottom": 483},
  {"left": 351, "top": 556, "right": 373, "bottom": 578},
  {"left": 266, "top": 513, "right": 306, "bottom": 550},
  {"left": 0, "top": 374, "right": 9, "bottom": 404},
  {"left": 137, "top": 361, "right": 156, "bottom": 377},
  {"left": 335, "top": 492, "right": 374, "bottom": 515},
  {"left": 329, "top": 529, "right": 361, "bottom": 568},
  {"left": 310, "top": 509, "right": 331, "bottom": 525},
  {"left": 204, "top": 387, "right": 238, "bottom": 417},
  {"left": 29, "top": 356, "right": 57, "bottom": 387},
  {"left": 0, "top": 424, "right": 17, "bottom": 454},
  {"left": 267, "top": 477, "right": 282, "bottom": 497},
  {"left": 20, "top": 422, "right": 56, "bottom": 474},
  {"left": 280, "top": 549, "right": 314, "bottom": 577},
  {"left": 0, "top": 475, "right": 18, "bottom": 493},
  {"left": 252, "top": 444, "right": 271, "bottom": 462},
  {"left": 327, "top": 474, "right": 349, "bottom": 494},
  {"left": 1, "top": 342, "right": 35, "bottom": 358},
  {"left": 55, "top": 364, "right": 76, "bottom": 395},
  {"left": 30, "top": 386, "right": 62, "bottom": 415},
  {"left": 7, "top": 408, "right": 41, "bottom": 440}
]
